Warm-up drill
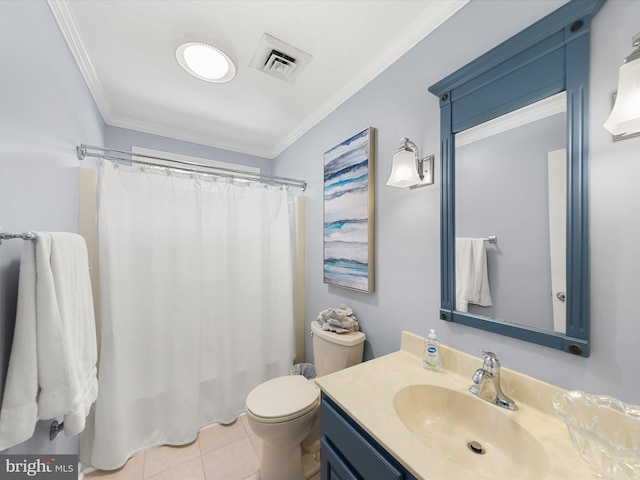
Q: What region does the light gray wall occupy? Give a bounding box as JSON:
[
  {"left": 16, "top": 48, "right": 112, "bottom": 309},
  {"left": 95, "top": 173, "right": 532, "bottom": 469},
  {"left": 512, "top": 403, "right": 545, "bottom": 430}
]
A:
[
  {"left": 456, "top": 113, "right": 566, "bottom": 329},
  {"left": 0, "top": 1, "right": 105, "bottom": 454},
  {"left": 274, "top": 0, "right": 640, "bottom": 405},
  {"left": 0, "top": 2, "right": 283, "bottom": 458},
  {"left": 2, "top": 0, "right": 640, "bottom": 459}
]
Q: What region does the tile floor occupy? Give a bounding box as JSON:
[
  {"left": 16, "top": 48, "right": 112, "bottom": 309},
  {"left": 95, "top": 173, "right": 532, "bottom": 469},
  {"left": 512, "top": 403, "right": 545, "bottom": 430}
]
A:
[{"left": 85, "top": 414, "right": 321, "bottom": 480}]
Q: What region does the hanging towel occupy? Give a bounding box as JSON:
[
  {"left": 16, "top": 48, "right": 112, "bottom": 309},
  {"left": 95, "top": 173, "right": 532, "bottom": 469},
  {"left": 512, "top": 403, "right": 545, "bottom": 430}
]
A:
[
  {"left": 316, "top": 304, "right": 360, "bottom": 333},
  {"left": 0, "top": 232, "right": 98, "bottom": 450},
  {"left": 455, "top": 237, "right": 493, "bottom": 312}
]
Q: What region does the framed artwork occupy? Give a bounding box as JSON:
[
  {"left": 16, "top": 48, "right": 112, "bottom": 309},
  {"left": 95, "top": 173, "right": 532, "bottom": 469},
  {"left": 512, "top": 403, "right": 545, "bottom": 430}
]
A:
[{"left": 323, "top": 127, "right": 375, "bottom": 292}]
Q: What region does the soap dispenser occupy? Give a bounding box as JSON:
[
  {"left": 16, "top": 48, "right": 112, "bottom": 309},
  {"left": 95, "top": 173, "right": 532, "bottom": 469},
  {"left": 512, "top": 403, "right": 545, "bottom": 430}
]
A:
[{"left": 423, "top": 329, "right": 442, "bottom": 371}]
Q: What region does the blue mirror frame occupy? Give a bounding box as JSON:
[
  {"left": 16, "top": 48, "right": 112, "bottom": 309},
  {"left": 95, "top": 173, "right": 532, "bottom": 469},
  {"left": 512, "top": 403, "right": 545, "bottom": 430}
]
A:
[{"left": 429, "top": 0, "right": 606, "bottom": 357}]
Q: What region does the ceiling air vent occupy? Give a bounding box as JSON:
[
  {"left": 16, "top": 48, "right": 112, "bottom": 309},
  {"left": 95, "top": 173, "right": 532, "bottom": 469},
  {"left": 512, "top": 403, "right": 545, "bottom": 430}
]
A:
[{"left": 249, "top": 34, "right": 312, "bottom": 83}]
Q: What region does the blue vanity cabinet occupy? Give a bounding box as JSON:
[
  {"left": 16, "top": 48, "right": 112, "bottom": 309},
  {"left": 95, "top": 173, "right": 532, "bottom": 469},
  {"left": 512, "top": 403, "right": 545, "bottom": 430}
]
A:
[{"left": 320, "top": 394, "right": 417, "bottom": 480}]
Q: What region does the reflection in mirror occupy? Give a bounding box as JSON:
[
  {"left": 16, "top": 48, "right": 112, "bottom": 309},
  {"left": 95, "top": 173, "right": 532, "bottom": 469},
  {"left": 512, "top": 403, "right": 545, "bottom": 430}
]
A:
[{"left": 455, "top": 93, "right": 566, "bottom": 333}]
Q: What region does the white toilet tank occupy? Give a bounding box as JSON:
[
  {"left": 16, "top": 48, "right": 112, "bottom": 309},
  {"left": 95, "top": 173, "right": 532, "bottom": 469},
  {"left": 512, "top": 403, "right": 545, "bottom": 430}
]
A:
[{"left": 311, "top": 320, "right": 366, "bottom": 377}]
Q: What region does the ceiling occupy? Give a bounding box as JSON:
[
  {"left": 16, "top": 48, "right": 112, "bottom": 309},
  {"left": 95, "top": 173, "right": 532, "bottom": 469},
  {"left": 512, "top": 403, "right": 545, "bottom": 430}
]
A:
[{"left": 49, "top": 0, "right": 468, "bottom": 159}]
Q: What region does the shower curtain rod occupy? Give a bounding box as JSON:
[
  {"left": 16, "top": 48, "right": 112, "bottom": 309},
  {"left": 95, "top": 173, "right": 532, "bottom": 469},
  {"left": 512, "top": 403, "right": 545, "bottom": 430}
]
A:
[{"left": 76, "top": 144, "right": 307, "bottom": 191}]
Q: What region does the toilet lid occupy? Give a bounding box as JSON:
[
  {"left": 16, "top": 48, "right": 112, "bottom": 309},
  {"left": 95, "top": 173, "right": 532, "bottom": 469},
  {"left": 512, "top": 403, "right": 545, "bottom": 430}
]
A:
[{"left": 246, "top": 375, "right": 320, "bottom": 423}]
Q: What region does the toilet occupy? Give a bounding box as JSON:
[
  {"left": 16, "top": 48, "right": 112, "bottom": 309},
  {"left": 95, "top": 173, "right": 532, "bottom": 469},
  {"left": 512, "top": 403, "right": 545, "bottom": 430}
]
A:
[{"left": 245, "top": 320, "right": 366, "bottom": 480}]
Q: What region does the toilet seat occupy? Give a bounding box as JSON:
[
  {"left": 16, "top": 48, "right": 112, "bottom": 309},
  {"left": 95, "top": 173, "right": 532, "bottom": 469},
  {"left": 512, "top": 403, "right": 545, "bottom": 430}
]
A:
[{"left": 247, "top": 375, "right": 320, "bottom": 424}]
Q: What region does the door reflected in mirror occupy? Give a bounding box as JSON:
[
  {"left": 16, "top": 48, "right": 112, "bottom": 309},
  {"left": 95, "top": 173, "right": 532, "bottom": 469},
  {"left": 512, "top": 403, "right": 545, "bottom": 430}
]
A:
[{"left": 454, "top": 93, "right": 567, "bottom": 333}]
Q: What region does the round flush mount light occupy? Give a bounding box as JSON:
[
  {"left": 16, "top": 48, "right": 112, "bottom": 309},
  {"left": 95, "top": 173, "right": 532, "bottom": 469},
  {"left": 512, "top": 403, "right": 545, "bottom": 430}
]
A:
[{"left": 175, "top": 42, "right": 236, "bottom": 83}]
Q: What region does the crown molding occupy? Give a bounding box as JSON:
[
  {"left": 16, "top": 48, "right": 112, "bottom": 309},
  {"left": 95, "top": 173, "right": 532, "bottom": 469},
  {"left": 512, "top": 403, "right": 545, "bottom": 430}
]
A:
[
  {"left": 48, "top": 0, "right": 468, "bottom": 160},
  {"left": 272, "top": 0, "right": 470, "bottom": 158},
  {"left": 47, "top": 0, "right": 113, "bottom": 121}
]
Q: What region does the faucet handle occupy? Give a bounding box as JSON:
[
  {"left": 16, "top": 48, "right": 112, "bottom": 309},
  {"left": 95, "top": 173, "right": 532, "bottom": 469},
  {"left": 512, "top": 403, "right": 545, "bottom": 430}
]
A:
[
  {"left": 479, "top": 349, "right": 500, "bottom": 370},
  {"left": 471, "top": 368, "right": 486, "bottom": 384}
]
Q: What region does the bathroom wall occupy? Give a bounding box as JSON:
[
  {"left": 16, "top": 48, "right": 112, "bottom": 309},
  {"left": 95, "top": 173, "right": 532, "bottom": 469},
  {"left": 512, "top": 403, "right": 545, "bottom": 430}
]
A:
[
  {"left": 456, "top": 113, "right": 566, "bottom": 329},
  {"left": 2, "top": 0, "right": 639, "bottom": 460},
  {"left": 0, "top": 2, "right": 283, "bottom": 458},
  {"left": 273, "top": 0, "right": 640, "bottom": 405},
  {"left": 0, "top": 1, "right": 105, "bottom": 454}
]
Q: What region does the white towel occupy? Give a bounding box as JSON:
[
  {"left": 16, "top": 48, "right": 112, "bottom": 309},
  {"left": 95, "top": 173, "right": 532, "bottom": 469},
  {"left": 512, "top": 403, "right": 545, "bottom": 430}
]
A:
[
  {"left": 0, "top": 232, "right": 98, "bottom": 449},
  {"left": 456, "top": 237, "right": 493, "bottom": 312},
  {"left": 0, "top": 240, "right": 38, "bottom": 449},
  {"left": 316, "top": 304, "right": 360, "bottom": 333}
]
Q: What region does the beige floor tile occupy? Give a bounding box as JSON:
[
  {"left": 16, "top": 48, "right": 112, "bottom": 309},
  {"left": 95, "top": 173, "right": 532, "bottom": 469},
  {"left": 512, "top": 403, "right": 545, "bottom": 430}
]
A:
[
  {"left": 239, "top": 415, "right": 262, "bottom": 461},
  {"left": 143, "top": 440, "right": 201, "bottom": 478},
  {"left": 85, "top": 453, "right": 144, "bottom": 480},
  {"left": 240, "top": 474, "right": 260, "bottom": 480},
  {"left": 85, "top": 417, "right": 268, "bottom": 480},
  {"left": 202, "top": 438, "right": 260, "bottom": 480},
  {"left": 239, "top": 415, "right": 252, "bottom": 436},
  {"left": 198, "top": 420, "right": 248, "bottom": 455},
  {"left": 246, "top": 434, "right": 262, "bottom": 462},
  {"left": 145, "top": 457, "right": 205, "bottom": 480}
]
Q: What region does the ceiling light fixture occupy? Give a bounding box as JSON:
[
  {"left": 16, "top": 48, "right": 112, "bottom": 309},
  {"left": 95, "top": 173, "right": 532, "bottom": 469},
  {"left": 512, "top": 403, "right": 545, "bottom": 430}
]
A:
[{"left": 175, "top": 42, "right": 236, "bottom": 83}]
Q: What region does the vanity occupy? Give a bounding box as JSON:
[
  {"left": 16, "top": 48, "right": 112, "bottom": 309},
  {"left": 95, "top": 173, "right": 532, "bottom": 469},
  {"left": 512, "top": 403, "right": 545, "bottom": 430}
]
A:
[
  {"left": 321, "top": 395, "right": 416, "bottom": 480},
  {"left": 316, "top": 331, "right": 595, "bottom": 479},
  {"left": 316, "top": 1, "right": 613, "bottom": 478}
]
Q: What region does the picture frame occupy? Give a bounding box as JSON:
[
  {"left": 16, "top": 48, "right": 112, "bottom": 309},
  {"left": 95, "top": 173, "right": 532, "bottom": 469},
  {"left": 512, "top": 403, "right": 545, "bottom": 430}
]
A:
[{"left": 323, "top": 127, "right": 375, "bottom": 293}]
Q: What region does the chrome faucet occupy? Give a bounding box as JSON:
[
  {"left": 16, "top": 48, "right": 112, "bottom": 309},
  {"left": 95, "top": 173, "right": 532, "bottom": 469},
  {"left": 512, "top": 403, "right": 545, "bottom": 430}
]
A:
[{"left": 469, "top": 350, "right": 518, "bottom": 411}]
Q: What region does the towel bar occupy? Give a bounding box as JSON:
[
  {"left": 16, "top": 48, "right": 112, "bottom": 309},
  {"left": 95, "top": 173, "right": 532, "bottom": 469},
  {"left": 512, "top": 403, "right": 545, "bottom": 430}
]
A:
[{"left": 0, "top": 229, "right": 36, "bottom": 245}]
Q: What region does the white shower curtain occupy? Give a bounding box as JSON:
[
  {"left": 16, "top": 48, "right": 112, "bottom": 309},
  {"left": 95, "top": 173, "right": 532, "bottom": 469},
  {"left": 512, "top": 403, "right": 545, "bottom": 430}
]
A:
[{"left": 87, "top": 162, "right": 294, "bottom": 470}]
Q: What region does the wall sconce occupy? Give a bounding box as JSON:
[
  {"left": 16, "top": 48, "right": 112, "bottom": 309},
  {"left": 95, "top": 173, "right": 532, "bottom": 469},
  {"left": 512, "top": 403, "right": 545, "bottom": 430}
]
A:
[
  {"left": 386, "top": 137, "right": 434, "bottom": 189},
  {"left": 604, "top": 32, "right": 640, "bottom": 140}
]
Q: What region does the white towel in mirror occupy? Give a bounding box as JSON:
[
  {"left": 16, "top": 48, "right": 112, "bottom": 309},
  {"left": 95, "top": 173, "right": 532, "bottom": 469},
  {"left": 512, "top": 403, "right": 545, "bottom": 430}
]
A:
[{"left": 456, "top": 237, "right": 493, "bottom": 312}]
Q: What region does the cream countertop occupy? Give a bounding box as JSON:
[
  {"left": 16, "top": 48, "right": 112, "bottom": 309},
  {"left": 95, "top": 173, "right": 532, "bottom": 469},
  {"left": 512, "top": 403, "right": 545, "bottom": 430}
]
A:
[{"left": 315, "top": 331, "right": 597, "bottom": 480}]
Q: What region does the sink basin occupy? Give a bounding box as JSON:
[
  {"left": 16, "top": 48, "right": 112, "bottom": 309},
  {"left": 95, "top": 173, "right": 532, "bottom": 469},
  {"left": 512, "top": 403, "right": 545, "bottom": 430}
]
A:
[{"left": 393, "top": 385, "right": 550, "bottom": 479}]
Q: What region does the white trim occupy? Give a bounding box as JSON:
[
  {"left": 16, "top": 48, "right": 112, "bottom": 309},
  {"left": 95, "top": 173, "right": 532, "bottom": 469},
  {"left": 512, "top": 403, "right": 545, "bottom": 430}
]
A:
[
  {"left": 47, "top": 0, "right": 113, "bottom": 122},
  {"left": 48, "top": 0, "right": 469, "bottom": 159},
  {"left": 271, "top": 0, "right": 470, "bottom": 158},
  {"left": 48, "top": 0, "right": 273, "bottom": 157}
]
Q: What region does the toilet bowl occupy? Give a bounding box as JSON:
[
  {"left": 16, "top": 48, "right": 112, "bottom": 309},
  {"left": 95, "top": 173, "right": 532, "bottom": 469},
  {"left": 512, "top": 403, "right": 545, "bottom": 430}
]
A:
[
  {"left": 246, "top": 375, "right": 320, "bottom": 480},
  {"left": 245, "top": 320, "right": 366, "bottom": 480}
]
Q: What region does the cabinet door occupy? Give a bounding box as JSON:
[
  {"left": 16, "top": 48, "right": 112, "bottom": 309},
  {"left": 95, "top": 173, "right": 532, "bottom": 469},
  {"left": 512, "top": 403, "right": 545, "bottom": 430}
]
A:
[
  {"left": 321, "top": 437, "right": 361, "bottom": 480},
  {"left": 321, "top": 397, "right": 404, "bottom": 480}
]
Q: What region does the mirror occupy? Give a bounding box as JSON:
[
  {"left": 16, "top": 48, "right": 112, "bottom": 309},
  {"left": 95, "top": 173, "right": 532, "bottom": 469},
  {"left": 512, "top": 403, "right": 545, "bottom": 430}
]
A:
[
  {"left": 429, "top": 0, "right": 605, "bottom": 356},
  {"left": 455, "top": 93, "right": 567, "bottom": 333}
]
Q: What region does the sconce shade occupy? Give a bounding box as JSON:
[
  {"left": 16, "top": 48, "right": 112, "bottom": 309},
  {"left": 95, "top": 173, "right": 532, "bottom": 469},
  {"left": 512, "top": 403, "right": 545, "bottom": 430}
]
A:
[
  {"left": 604, "top": 33, "right": 640, "bottom": 138},
  {"left": 386, "top": 149, "right": 422, "bottom": 188},
  {"left": 604, "top": 59, "right": 640, "bottom": 136}
]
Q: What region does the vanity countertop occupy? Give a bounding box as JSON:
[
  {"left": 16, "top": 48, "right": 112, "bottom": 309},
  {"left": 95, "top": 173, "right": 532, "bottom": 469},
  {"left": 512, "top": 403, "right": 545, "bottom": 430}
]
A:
[{"left": 315, "top": 331, "right": 596, "bottom": 480}]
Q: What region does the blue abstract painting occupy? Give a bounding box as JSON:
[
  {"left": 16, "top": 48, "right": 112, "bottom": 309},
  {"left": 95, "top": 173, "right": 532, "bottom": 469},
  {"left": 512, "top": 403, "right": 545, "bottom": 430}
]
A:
[{"left": 324, "top": 127, "right": 375, "bottom": 292}]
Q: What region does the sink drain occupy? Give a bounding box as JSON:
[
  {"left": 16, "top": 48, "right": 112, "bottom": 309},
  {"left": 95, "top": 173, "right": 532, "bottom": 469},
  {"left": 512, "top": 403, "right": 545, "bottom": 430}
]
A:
[{"left": 467, "top": 441, "right": 486, "bottom": 455}]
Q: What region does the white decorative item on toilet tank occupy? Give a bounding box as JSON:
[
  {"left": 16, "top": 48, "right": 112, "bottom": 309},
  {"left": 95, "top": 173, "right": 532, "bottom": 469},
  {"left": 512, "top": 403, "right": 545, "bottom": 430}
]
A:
[{"left": 245, "top": 320, "right": 366, "bottom": 480}]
